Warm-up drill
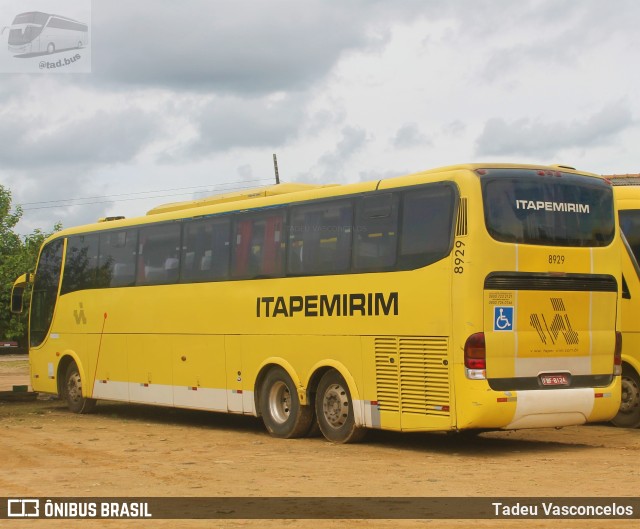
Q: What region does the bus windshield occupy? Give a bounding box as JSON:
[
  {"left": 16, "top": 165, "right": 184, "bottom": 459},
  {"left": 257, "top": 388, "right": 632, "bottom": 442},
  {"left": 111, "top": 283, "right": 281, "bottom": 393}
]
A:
[
  {"left": 482, "top": 169, "right": 615, "bottom": 247},
  {"left": 7, "top": 12, "right": 48, "bottom": 45},
  {"left": 8, "top": 26, "right": 43, "bottom": 45}
]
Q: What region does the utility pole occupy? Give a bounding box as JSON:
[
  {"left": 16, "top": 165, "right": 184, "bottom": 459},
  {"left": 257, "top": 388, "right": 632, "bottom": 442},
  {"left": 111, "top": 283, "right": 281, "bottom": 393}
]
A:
[{"left": 273, "top": 153, "right": 280, "bottom": 185}]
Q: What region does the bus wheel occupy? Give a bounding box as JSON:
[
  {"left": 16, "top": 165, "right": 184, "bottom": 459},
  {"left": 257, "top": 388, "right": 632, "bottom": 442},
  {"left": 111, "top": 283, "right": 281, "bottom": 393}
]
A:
[
  {"left": 315, "top": 370, "right": 365, "bottom": 443},
  {"left": 47, "top": 43, "right": 55, "bottom": 54},
  {"left": 612, "top": 366, "right": 640, "bottom": 428},
  {"left": 259, "top": 367, "right": 312, "bottom": 438},
  {"left": 64, "top": 362, "right": 96, "bottom": 414}
]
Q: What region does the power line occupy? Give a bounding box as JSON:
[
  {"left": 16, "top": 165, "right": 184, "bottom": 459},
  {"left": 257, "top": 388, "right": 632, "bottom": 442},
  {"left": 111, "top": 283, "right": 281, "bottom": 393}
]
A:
[{"left": 19, "top": 178, "right": 275, "bottom": 212}]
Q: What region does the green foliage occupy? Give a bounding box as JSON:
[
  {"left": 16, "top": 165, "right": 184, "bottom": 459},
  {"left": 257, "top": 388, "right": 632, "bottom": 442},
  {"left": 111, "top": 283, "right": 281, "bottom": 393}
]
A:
[{"left": 0, "top": 184, "right": 61, "bottom": 346}]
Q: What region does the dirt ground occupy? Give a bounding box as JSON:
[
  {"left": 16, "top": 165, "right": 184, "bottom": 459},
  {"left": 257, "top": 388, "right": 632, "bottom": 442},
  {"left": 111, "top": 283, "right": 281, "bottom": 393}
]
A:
[{"left": 1, "top": 354, "right": 639, "bottom": 529}]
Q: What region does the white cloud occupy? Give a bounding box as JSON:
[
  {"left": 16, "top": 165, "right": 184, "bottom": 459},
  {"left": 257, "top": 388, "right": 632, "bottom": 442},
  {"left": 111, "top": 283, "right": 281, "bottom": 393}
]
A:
[
  {"left": 1, "top": 0, "right": 639, "bottom": 234},
  {"left": 317, "top": 126, "right": 369, "bottom": 180},
  {"left": 476, "top": 100, "right": 636, "bottom": 157},
  {"left": 391, "top": 122, "right": 430, "bottom": 149}
]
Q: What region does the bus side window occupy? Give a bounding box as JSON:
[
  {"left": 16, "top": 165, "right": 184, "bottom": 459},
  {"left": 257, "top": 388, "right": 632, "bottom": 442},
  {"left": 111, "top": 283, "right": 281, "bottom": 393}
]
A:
[
  {"left": 181, "top": 217, "right": 231, "bottom": 282},
  {"left": 138, "top": 224, "right": 181, "bottom": 286},
  {"left": 232, "top": 212, "right": 285, "bottom": 279},
  {"left": 353, "top": 193, "right": 399, "bottom": 271},
  {"left": 398, "top": 184, "right": 456, "bottom": 270},
  {"left": 287, "top": 200, "right": 353, "bottom": 275},
  {"left": 99, "top": 229, "right": 138, "bottom": 288},
  {"left": 61, "top": 234, "right": 99, "bottom": 294}
]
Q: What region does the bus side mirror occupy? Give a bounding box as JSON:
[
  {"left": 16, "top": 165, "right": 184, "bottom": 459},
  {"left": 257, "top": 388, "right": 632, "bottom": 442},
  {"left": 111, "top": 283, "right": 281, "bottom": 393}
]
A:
[
  {"left": 11, "top": 273, "right": 32, "bottom": 314},
  {"left": 11, "top": 286, "right": 25, "bottom": 314}
]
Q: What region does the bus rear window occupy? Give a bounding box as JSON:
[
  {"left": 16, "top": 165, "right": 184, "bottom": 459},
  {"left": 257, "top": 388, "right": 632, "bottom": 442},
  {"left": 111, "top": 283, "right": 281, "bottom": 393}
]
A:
[{"left": 481, "top": 170, "right": 614, "bottom": 247}]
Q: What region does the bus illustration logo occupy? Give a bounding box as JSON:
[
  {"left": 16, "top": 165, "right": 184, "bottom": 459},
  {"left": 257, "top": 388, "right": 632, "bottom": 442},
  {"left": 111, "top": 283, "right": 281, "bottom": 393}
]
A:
[
  {"left": 0, "top": 5, "right": 91, "bottom": 74},
  {"left": 2, "top": 11, "right": 87, "bottom": 56},
  {"left": 494, "top": 306, "right": 514, "bottom": 331}
]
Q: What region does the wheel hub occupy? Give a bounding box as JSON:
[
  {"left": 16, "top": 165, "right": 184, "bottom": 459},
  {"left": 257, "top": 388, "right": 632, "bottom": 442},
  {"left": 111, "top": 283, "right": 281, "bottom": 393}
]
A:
[
  {"left": 268, "top": 381, "right": 291, "bottom": 424},
  {"left": 67, "top": 372, "right": 82, "bottom": 403},
  {"left": 322, "top": 384, "right": 349, "bottom": 428}
]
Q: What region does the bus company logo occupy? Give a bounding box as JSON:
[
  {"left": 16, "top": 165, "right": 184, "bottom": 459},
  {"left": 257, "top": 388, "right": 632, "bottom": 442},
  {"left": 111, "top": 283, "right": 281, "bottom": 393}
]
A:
[
  {"left": 529, "top": 297, "right": 579, "bottom": 345},
  {"left": 7, "top": 499, "right": 40, "bottom": 517},
  {"left": 515, "top": 200, "right": 590, "bottom": 214},
  {"left": 0, "top": 1, "right": 91, "bottom": 73},
  {"left": 493, "top": 306, "right": 513, "bottom": 331},
  {"left": 256, "top": 292, "right": 399, "bottom": 318},
  {"left": 73, "top": 302, "right": 87, "bottom": 324}
]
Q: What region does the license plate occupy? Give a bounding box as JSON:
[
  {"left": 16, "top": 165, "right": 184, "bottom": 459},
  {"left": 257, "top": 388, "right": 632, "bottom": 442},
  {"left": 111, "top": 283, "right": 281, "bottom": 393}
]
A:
[{"left": 540, "top": 373, "right": 570, "bottom": 386}]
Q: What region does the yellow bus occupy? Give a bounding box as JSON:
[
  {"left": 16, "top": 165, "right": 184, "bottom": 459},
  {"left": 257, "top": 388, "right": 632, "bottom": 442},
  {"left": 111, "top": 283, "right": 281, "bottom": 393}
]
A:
[
  {"left": 12, "top": 163, "right": 622, "bottom": 442},
  {"left": 607, "top": 175, "right": 640, "bottom": 427}
]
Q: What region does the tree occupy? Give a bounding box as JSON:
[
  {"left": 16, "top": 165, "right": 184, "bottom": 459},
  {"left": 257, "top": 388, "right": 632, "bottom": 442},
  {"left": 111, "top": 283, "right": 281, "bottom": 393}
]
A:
[{"left": 0, "top": 184, "right": 60, "bottom": 346}]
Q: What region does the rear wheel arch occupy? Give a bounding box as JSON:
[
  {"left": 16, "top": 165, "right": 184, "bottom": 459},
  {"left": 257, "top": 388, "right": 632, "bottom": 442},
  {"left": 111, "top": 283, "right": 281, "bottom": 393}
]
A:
[
  {"left": 314, "top": 368, "right": 366, "bottom": 443},
  {"left": 254, "top": 360, "right": 302, "bottom": 417},
  {"left": 256, "top": 364, "right": 312, "bottom": 438},
  {"left": 306, "top": 362, "right": 362, "bottom": 413}
]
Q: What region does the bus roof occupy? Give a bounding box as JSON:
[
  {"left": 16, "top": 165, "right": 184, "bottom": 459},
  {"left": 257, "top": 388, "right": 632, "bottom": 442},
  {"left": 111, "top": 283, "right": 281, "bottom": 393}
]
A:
[
  {"left": 50, "top": 162, "right": 599, "bottom": 240},
  {"left": 11, "top": 11, "right": 86, "bottom": 25},
  {"left": 146, "top": 182, "right": 338, "bottom": 215}
]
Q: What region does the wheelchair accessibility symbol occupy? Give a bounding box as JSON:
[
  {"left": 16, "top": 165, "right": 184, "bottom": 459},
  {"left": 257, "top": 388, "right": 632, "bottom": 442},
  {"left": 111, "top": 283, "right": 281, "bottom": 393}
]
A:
[{"left": 494, "top": 306, "right": 514, "bottom": 331}]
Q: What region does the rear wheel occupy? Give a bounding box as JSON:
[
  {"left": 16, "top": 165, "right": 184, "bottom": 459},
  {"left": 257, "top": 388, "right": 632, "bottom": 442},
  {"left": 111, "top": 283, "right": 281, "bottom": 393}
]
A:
[
  {"left": 611, "top": 365, "right": 640, "bottom": 428},
  {"left": 315, "top": 370, "right": 365, "bottom": 443},
  {"left": 259, "top": 367, "right": 312, "bottom": 438},
  {"left": 64, "top": 362, "right": 96, "bottom": 414}
]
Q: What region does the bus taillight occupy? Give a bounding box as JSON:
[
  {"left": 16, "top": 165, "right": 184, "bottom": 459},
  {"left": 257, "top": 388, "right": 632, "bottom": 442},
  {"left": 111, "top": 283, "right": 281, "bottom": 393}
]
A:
[
  {"left": 614, "top": 331, "right": 622, "bottom": 376},
  {"left": 464, "top": 332, "right": 486, "bottom": 380}
]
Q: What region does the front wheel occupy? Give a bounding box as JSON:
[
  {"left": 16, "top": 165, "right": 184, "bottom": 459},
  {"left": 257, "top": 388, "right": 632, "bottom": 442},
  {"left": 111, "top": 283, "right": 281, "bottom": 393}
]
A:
[
  {"left": 611, "top": 365, "right": 640, "bottom": 428},
  {"left": 64, "top": 362, "right": 96, "bottom": 414},
  {"left": 315, "top": 370, "right": 365, "bottom": 443},
  {"left": 259, "top": 367, "right": 312, "bottom": 438}
]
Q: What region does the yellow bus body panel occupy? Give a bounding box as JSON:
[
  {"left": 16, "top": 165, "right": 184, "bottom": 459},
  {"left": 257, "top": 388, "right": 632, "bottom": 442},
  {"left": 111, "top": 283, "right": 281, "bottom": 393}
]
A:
[{"left": 26, "top": 164, "right": 622, "bottom": 433}]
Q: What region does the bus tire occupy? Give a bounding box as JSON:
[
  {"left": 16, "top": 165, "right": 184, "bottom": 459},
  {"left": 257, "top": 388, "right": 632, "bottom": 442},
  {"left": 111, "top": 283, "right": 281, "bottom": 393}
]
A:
[
  {"left": 259, "top": 367, "right": 312, "bottom": 438},
  {"left": 64, "top": 362, "right": 96, "bottom": 414},
  {"left": 611, "top": 365, "right": 640, "bottom": 428},
  {"left": 315, "top": 370, "right": 366, "bottom": 443}
]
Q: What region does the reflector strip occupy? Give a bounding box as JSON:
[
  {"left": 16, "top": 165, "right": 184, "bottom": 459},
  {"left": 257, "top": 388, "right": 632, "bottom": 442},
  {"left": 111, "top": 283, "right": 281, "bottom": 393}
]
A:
[
  {"left": 595, "top": 392, "right": 611, "bottom": 398},
  {"left": 497, "top": 397, "right": 517, "bottom": 403}
]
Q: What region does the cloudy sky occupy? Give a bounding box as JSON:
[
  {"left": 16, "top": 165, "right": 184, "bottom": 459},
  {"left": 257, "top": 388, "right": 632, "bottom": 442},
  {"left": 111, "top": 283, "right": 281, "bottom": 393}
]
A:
[{"left": 1, "top": 0, "right": 639, "bottom": 235}]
